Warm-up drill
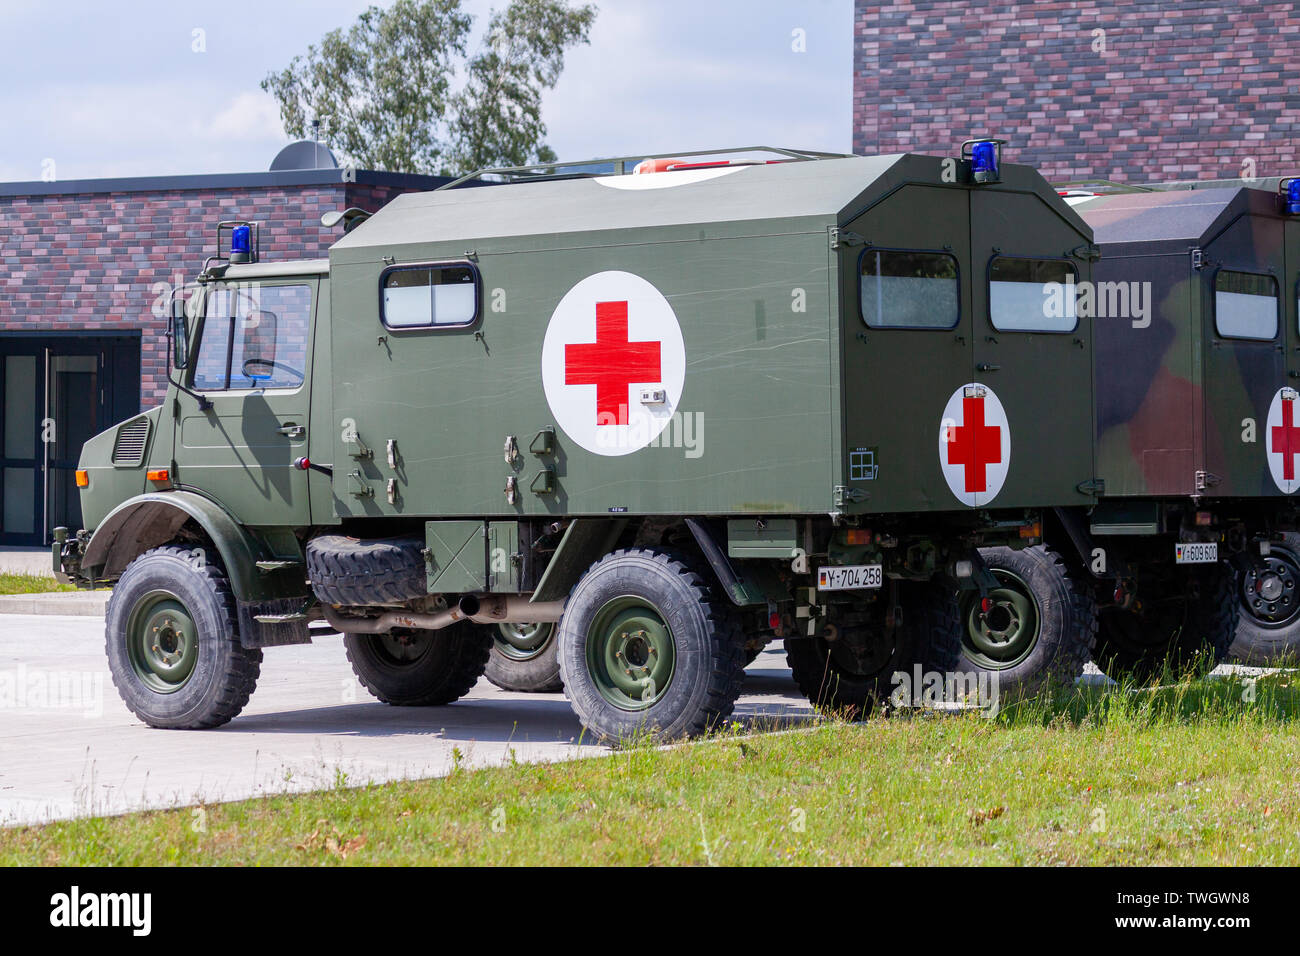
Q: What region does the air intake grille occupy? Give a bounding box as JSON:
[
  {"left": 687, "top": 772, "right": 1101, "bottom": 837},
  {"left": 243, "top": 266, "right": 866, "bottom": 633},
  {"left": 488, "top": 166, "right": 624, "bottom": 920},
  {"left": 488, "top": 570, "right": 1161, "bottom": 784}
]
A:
[{"left": 111, "top": 417, "right": 150, "bottom": 466}]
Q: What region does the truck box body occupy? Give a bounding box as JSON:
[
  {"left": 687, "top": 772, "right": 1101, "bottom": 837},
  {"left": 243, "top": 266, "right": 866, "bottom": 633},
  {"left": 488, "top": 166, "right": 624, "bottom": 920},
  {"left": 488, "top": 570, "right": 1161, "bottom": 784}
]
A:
[
  {"left": 1077, "top": 187, "right": 1294, "bottom": 500},
  {"left": 324, "top": 153, "right": 1097, "bottom": 522}
]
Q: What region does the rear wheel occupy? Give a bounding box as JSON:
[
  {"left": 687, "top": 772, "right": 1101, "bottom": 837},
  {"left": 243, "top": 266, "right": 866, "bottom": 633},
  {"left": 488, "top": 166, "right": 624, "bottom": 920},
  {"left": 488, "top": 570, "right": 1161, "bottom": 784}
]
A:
[
  {"left": 105, "top": 545, "right": 262, "bottom": 729},
  {"left": 1094, "top": 561, "right": 1236, "bottom": 683},
  {"left": 344, "top": 625, "right": 490, "bottom": 706},
  {"left": 1231, "top": 533, "right": 1300, "bottom": 663},
  {"left": 558, "top": 549, "right": 745, "bottom": 743},
  {"left": 785, "top": 579, "right": 961, "bottom": 718},
  {"left": 483, "top": 621, "right": 564, "bottom": 692},
  {"left": 958, "top": 545, "right": 1096, "bottom": 694}
]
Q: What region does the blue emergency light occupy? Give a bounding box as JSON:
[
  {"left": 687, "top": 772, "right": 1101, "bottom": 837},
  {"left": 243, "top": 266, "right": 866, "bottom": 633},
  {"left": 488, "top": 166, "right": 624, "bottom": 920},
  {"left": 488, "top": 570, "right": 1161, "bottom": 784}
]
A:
[
  {"left": 1283, "top": 178, "right": 1300, "bottom": 215},
  {"left": 230, "top": 224, "right": 253, "bottom": 263},
  {"left": 961, "top": 138, "right": 1006, "bottom": 185},
  {"left": 971, "top": 141, "right": 999, "bottom": 182}
]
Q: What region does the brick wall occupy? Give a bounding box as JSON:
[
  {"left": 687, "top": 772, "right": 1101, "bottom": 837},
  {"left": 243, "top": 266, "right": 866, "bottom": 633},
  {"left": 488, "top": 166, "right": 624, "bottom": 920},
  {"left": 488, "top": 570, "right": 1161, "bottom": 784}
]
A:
[
  {"left": 854, "top": 1, "right": 1300, "bottom": 183},
  {"left": 0, "top": 181, "right": 415, "bottom": 407}
]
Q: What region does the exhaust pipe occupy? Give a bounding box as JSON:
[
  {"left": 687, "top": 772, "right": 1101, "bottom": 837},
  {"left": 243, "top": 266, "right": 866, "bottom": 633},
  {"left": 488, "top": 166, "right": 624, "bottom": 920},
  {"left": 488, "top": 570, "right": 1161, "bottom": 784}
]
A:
[{"left": 321, "top": 595, "right": 564, "bottom": 635}]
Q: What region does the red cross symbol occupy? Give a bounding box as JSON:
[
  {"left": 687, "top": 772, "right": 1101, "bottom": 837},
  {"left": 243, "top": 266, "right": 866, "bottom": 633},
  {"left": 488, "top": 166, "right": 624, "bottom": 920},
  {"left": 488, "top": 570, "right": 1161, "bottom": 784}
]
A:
[
  {"left": 565, "top": 300, "right": 662, "bottom": 426},
  {"left": 1273, "top": 400, "right": 1300, "bottom": 481},
  {"left": 946, "top": 395, "right": 1002, "bottom": 493}
]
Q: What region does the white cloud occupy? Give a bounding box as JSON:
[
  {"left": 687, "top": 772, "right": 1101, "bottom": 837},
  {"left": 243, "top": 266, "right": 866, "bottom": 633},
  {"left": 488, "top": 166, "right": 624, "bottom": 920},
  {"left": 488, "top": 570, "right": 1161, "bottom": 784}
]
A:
[{"left": 207, "top": 90, "right": 286, "bottom": 143}]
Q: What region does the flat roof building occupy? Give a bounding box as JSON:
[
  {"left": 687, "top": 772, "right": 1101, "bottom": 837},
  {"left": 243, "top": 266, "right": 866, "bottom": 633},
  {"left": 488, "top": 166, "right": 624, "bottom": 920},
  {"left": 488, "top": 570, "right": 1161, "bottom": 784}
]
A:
[{"left": 0, "top": 159, "right": 450, "bottom": 544}]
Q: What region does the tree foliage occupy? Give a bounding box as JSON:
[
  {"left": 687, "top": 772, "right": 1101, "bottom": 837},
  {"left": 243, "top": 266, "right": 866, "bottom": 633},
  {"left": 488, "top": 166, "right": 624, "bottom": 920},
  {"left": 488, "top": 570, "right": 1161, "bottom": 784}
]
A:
[{"left": 262, "top": 0, "right": 596, "bottom": 175}]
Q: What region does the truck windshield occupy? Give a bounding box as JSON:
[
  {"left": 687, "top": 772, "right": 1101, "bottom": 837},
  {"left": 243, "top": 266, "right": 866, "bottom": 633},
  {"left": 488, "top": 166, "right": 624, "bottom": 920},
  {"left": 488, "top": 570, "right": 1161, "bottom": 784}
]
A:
[{"left": 193, "top": 282, "right": 312, "bottom": 390}]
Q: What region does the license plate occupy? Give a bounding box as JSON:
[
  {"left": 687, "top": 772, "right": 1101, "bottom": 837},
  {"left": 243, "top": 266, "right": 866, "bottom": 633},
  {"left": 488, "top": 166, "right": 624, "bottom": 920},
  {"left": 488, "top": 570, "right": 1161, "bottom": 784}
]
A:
[
  {"left": 1175, "top": 542, "right": 1218, "bottom": 564},
  {"left": 817, "top": 564, "right": 883, "bottom": 591}
]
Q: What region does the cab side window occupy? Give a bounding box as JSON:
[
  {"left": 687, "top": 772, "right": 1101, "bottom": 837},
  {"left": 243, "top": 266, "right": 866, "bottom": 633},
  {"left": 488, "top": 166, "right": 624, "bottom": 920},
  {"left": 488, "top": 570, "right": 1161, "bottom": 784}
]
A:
[
  {"left": 988, "top": 257, "right": 1078, "bottom": 332},
  {"left": 381, "top": 263, "right": 478, "bottom": 329},
  {"left": 859, "top": 249, "right": 959, "bottom": 329},
  {"left": 1214, "top": 270, "right": 1277, "bottom": 341},
  {"left": 192, "top": 283, "right": 312, "bottom": 390}
]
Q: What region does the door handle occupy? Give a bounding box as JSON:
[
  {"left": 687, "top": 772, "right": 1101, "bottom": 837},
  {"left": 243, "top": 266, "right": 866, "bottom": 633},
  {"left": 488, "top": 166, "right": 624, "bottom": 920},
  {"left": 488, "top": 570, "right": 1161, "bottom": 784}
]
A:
[
  {"left": 977, "top": 363, "right": 1001, "bottom": 372},
  {"left": 279, "top": 424, "right": 305, "bottom": 438}
]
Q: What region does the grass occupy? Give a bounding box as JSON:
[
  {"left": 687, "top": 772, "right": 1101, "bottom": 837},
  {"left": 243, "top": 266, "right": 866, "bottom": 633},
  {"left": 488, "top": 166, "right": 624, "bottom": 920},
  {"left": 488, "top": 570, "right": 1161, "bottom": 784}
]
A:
[
  {"left": 0, "top": 572, "right": 74, "bottom": 595},
  {"left": 2, "top": 670, "right": 1298, "bottom": 866}
]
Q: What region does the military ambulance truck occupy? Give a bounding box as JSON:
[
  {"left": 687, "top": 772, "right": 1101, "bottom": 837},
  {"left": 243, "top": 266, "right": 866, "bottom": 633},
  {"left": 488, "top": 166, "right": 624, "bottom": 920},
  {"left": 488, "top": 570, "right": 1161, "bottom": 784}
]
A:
[
  {"left": 57, "top": 144, "right": 1101, "bottom": 742},
  {"left": 1070, "top": 181, "right": 1300, "bottom": 668}
]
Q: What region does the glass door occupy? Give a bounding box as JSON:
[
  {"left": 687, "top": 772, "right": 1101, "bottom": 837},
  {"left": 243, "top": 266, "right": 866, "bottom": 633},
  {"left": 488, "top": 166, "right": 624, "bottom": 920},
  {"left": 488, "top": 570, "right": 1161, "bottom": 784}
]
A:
[
  {"left": 1, "top": 351, "right": 42, "bottom": 543},
  {"left": 46, "top": 353, "right": 100, "bottom": 536}
]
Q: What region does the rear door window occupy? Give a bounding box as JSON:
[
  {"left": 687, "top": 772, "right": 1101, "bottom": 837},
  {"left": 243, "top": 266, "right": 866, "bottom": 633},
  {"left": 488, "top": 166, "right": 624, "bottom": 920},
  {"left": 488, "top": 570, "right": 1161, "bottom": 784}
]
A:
[
  {"left": 859, "top": 249, "right": 959, "bottom": 329},
  {"left": 988, "top": 257, "right": 1078, "bottom": 332},
  {"left": 1214, "top": 270, "right": 1278, "bottom": 341}
]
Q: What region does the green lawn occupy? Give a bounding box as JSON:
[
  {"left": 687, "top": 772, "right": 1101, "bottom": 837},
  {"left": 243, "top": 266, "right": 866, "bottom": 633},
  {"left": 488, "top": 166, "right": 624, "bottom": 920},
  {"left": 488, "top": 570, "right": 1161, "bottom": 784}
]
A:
[
  {"left": 2, "top": 672, "right": 1297, "bottom": 866},
  {"left": 0, "top": 572, "right": 74, "bottom": 595}
]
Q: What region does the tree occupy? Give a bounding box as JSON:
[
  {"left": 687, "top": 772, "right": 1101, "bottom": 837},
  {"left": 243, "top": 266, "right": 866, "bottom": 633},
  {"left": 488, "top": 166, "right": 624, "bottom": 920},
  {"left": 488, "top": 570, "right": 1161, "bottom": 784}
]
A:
[{"left": 262, "top": 0, "right": 596, "bottom": 176}]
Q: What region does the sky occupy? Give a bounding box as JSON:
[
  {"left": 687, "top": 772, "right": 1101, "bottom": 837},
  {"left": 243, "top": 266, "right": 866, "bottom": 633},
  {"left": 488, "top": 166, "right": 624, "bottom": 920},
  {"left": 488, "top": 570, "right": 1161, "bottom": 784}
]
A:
[{"left": 0, "top": 0, "right": 852, "bottom": 183}]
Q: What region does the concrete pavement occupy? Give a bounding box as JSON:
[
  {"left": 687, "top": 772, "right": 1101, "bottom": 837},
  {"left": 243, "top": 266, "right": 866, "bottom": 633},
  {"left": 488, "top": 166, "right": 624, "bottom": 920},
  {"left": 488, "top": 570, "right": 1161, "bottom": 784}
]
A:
[
  {"left": 0, "top": 615, "right": 812, "bottom": 828},
  {"left": 0, "top": 547, "right": 56, "bottom": 577}
]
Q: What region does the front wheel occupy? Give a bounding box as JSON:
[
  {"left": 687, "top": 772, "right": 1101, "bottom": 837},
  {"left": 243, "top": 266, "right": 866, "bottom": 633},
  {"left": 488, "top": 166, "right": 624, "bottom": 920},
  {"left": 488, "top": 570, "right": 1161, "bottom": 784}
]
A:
[
  {"left": 105, "top": 545, "right": 262, "bottom": 729},
  {"left": 1094, "top": 561, "right": 1237, "bottom": 683},
  {"left": 344, "top": 625, "right": 490, "bottom": 706},
  {"left": 557, "top": 549, "right": 745, "bottom": 743},
  {"left": 1231, "top": 533, "right": 1300, "bottom": 664},
  {"left": 483, "top": 622, "right": 563, "bottom": 692}
]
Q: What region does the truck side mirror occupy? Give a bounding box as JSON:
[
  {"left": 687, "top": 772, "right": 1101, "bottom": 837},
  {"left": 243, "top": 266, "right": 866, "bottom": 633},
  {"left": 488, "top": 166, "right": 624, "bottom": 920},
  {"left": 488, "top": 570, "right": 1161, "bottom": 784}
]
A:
[{"left": 171, "top": 293, "right": 189, "bottom": 370}]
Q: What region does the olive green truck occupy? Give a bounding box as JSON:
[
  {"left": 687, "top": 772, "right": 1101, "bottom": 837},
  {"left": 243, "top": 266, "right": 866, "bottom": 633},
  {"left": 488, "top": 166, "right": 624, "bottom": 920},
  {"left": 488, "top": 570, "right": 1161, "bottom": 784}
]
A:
[{"left": 56, "top": 144, "right": 1105, "bottom": 741}]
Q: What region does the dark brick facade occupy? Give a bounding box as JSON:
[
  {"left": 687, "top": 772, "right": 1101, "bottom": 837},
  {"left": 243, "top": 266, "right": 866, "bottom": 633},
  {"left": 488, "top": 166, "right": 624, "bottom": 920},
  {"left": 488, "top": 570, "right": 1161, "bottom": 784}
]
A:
[
  {"left": 854, "top": 1, "right": 1300, "bottom": 183},
  {"left": 0, "top": 171, "right": 446, "bottom": 407}
]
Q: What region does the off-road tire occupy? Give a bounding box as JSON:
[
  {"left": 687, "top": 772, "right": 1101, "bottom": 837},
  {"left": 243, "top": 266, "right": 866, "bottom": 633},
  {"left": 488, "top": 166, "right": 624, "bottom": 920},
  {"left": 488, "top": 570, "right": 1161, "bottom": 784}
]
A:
[
  {"left": 1231, "top": 532, "right": 1300, "bottom": 664},
  {"left": 105, "top": 545, "right": 262, "bottom": 729},
  {"left": 1095, "top": 561, "right": 1237, "bottom": 683},
  {"left": 343, "top": 625, "right": 490, "bottom": 706},
  {"left": 306, "top": 535, "right": 426, "bottom": 606},
  {"left": 785, "top": 578, "right": 961, "bottom": 718},
  {"left": 958, "top": 545, "right": 1097, "bottom": 695},
  {"left": 482, "top": 622, "right": 564, "bottom": 693},
  {"left": 557, "top": 549, "right": 746, "bottom": 743}
]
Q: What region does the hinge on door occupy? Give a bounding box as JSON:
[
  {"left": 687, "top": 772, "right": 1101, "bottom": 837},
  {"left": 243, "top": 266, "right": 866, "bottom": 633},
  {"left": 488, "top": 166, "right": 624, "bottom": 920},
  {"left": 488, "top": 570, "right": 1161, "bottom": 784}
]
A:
[
  {"left": 1195, "top": 471, "right": 1222, "bottom": 492},
  {"left": 1191, "top": 247, "right": 1205, "bottom": 270},
  {"left": 1069, "top": 242, "right": 1101, "bottom": 262},
  {"left": 829, "top": 227, "right": 865, "bottom": 250},
  {"left": 833, "top": 485, "right": 869, "bottom": 506},
  {"left": 1077, "top": 478, "right": 1106, "bottom": 496}
]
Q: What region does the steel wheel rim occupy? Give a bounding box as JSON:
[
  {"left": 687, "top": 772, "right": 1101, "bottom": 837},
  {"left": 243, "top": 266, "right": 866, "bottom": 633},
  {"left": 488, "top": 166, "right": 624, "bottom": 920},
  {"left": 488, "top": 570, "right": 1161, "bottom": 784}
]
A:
[
  {"left": 493, "top": 621, "right": 555, "bottom": 662},
  {"left": 126, "top": 590, "right": 199, "bottom": 694},
  {"left": 375, "top": 629, "right": 435, "bottom": 665},
  {"left": 585, "top": 597, "right": 675, "bottom": 711},
  {"left": 961, "top": 568, "right": 1041, "bottom": 670},
  {"left": 1241, "top": 548, "right": 1300, "bottom": 629}
]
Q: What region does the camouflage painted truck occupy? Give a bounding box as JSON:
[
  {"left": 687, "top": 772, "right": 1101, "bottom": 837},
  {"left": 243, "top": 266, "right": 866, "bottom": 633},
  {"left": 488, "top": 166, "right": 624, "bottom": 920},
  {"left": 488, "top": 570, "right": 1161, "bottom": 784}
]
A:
[
  {"left": 1068, "top": 180, "right": 1300, "bottom": 668},
  {"left": 57, "top": 143, "right": 1102, "bottom": 742}
]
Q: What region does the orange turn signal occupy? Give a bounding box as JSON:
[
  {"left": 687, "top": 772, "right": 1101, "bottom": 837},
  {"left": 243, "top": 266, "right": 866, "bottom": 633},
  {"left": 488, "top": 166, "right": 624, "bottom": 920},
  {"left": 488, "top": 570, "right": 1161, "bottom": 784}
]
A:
[
  {"left": 1019, "top": 521, "right": 1042, "bottom": 539},
  {"left": 146, "top": 469, "right": 170, "bottom": 483},
  {"left": 844, "top": 528, "right": 873, "bottom": 546},
  {"left": 75, "top": 470, "right": 89, "bottom": 488}
]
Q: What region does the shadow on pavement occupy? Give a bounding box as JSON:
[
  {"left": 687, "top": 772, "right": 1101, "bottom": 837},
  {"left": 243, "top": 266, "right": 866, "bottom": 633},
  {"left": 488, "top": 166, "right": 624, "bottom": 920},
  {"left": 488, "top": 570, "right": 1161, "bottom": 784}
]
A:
[{"left": 223, "top": 696, "right": 592, "bottom": 745}]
